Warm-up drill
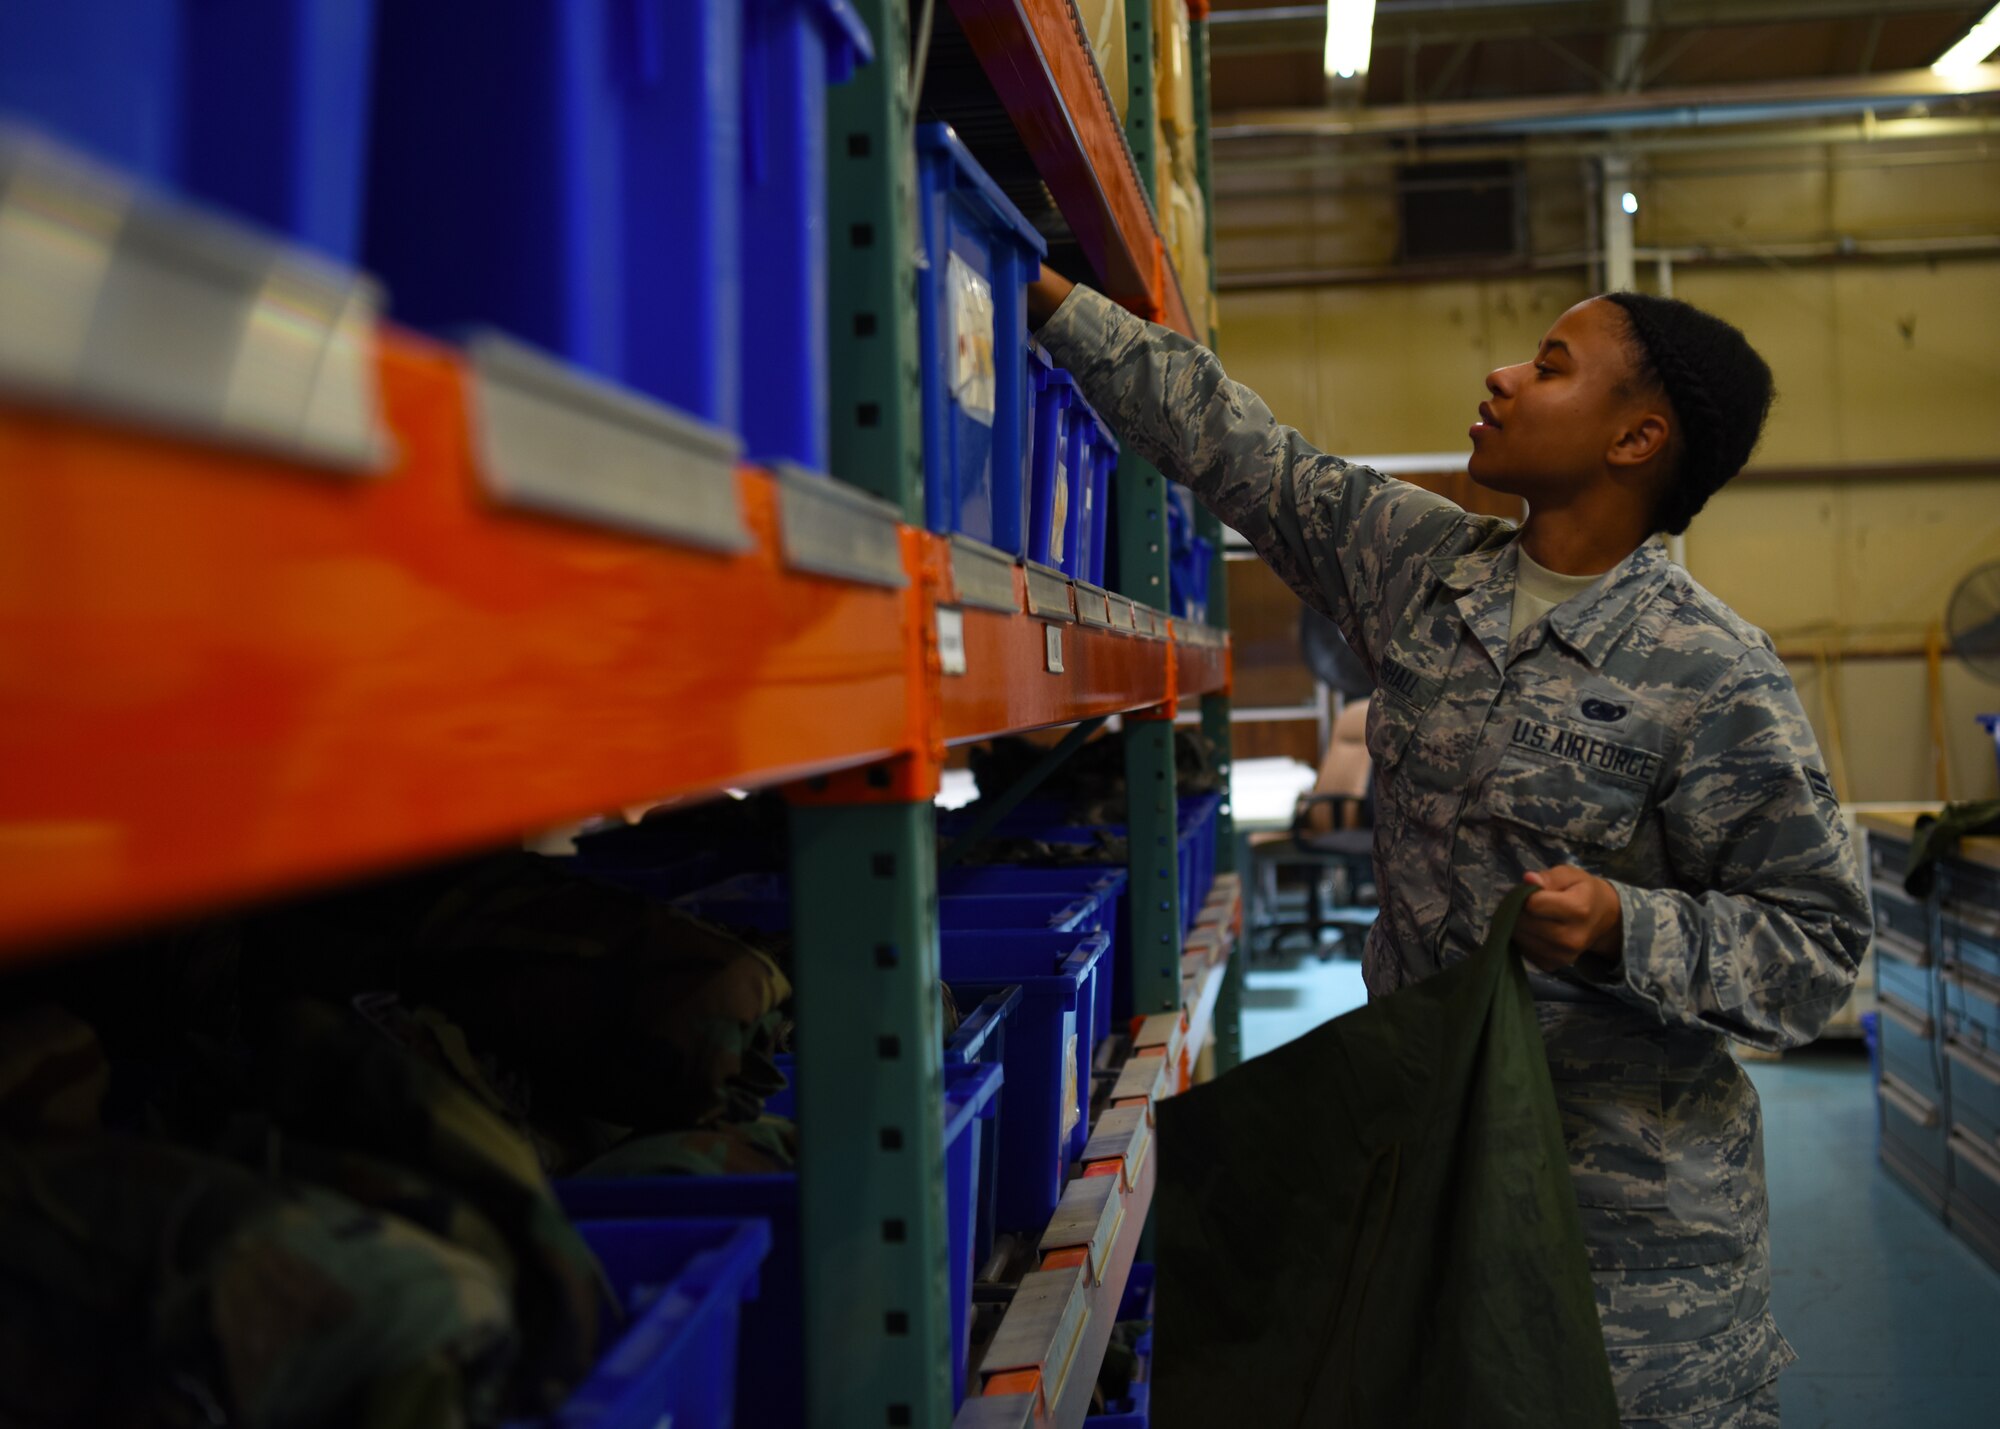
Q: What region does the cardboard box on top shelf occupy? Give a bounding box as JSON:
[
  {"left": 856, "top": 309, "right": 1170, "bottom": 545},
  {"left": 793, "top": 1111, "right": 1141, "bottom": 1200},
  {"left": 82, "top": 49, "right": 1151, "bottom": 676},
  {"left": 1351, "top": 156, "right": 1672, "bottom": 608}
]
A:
[
  {"left": 1155, "top": 0, "right": 1195, "bottom": 140},
  {"left": 1079, "top": 0, "right": 1128, "bottom": 122},
  {"left": 1170, "top": 176, "right": 1211, "bottom": 337}
]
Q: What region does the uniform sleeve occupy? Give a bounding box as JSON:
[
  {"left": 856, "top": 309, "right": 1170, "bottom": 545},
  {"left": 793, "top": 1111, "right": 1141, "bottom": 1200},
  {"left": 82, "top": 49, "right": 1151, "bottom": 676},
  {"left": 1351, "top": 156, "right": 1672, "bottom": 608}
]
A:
[
  {"left": 1603, "top": 649, "right": 1869, "bottom": 1050},
  {"left": 1036, "top": 284, "right": 1492, "bottom": 669}
]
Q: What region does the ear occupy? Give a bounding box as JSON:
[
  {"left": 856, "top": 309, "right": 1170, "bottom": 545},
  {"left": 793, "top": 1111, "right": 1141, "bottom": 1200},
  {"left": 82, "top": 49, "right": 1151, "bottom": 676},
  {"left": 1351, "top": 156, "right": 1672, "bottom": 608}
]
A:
[{"left": 1606, "top": 409, "right": 1671, "bottom": 470}]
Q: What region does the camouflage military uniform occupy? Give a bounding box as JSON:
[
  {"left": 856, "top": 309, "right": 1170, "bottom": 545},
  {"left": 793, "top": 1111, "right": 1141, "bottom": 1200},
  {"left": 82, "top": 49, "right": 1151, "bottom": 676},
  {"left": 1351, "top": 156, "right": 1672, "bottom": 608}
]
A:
[{"left": 1041, "top": 287, "right": 1868, "bottom": 1426}]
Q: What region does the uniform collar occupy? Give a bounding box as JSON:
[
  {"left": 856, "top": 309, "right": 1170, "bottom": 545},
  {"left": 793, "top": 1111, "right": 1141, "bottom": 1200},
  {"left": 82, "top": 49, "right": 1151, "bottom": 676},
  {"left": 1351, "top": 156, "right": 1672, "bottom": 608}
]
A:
[{"left": 1428, "top": 535, "right": 1671, "bottom": 669}]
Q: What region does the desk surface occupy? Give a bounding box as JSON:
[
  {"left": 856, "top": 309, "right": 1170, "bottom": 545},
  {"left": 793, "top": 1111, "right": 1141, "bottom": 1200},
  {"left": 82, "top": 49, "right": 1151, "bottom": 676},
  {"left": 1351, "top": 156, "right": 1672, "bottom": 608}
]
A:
[{"left": 1231, "top": 757, "right": 1319, "bottom": 831}]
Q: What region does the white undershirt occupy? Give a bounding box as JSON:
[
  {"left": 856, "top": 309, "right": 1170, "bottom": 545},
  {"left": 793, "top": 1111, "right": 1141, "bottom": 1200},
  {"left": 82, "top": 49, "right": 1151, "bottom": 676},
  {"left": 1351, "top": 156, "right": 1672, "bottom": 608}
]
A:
[{"left": 1509, "top": 545, "right": 1608, "bottom": 641}]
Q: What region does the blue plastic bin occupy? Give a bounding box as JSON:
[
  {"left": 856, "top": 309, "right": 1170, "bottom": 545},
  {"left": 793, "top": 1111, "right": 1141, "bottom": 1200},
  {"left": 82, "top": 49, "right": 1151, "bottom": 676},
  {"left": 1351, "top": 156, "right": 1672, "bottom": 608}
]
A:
[
  {"left": 559, "top": 1061, "right": 1002, "bottom": 1421},
  {"left": 943, "top": 928, "right": 1109, "bottom": 1229},
  {"left": 942, "top": 867, "right": 1128, "bottom": 1044},
  {"left": 555, "top": 1219, "right": 770, "bottom": 1429},
  {"left": 740, "top": 0, "right": 873, "bottom": 471},
  {"left": 675, "top": 872, "right": 1106, "bottom": 936},
  {"left": 1029, "top": 361, "right": 1084, "bottom": 572},
  {"left": 917, "top": 123, "right": 1045, "bottom": 554},
  {"left": 947, "top": 987, "right": 1023, "bottom": 1269},
  {"left": 1056, "top": 393, "right": 1118, "bottom": 582},
  {"left": 1023, "top": 344, "right": 1054, "bottom": 551},
  {"left": 0, "top": 0, "right": 377, "bottom": 257},
  {"left": 1080, "top": 411, "right": 1121, "bottom": 587},
  {"left": 369, "top": 2, "right": 742, "bottom": 426},
  {"left": 369, "top": 0, "right": 869, "bottom": 455}
]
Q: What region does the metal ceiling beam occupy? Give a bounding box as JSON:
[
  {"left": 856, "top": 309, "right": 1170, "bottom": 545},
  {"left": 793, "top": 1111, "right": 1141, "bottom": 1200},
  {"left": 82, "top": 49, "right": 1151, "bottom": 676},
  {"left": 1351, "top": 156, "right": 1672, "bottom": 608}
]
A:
[
  {"left": 1209, "top": 1, "right": 1978, "bottom": 56},
  {"left": 1209, "top": 113, "right": 2000, "bottom": 178},
  {"left": 1214, "top": 61, "right": 2000, "bottom": 139},
  {"left": 1213, "top": 233, "right": 2000, "bottom": 292},
  {"left": 1609, "top": 0, "right": 1654, "bottom": 92}
]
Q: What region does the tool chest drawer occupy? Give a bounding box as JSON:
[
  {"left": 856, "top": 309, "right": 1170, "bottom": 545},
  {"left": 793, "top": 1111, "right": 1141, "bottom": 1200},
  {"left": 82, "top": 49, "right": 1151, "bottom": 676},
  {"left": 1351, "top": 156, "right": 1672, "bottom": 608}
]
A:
[
  {"left": 1880, "top": 991, "right": 1944, "bottom": 1095},
  {"left": 1875, "top": 942, "right": 1935, "bottom": 1014},
  {"left": 1948, "top": 1036, "right": 2000, "bottom": 1147},
  {"left": 1945, "top": 901, "right": 2000, "bottom": 984},
  {"left": 1868, "top": 832, "right": 1911, "bottom": 886},
  {"left": 1879, "top": 1071, "right": 1951, "bottom": 1214},
  {"left": 1871, "top": 882, "right": 1931, "bottom": 955}
]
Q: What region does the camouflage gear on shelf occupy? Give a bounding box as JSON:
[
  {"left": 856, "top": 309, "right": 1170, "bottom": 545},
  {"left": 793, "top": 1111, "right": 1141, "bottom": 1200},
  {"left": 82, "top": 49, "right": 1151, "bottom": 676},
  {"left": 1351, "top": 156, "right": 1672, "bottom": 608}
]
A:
[
  {"left": 575, "top": 1116, "right": 800, "bottom": 1178},
  {"left": 970, "top": 727, "right": 1227, "bottom": 825},
  {"left": 1903, "top": 797, "right": 2000, "bottom": 898},
  {"left": 0, "top": 1002, "right": 108, "bottom": 1139},
  {"left": 954, "top": 831, "right": 1134, "bottom": 869},
  {"left": 408, "top": 854, "right": 794, "bottom": 1135},
  {"left": 234, "top": 997, "right": 607, "bottom": 1416},
  {"left": 1042, "top": 285, "right": 1870, "bottom": 1421},
  {"left": 0, "top": 1136, "right": 515, "bottom": 1429}
]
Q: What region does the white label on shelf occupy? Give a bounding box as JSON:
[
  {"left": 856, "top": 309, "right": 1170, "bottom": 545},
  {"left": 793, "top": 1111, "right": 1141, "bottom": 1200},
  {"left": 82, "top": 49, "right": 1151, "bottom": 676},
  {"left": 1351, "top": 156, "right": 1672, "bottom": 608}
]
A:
[
  {"left": 1045, "top": 623, "right": 1065, "bottom": 674},
  {"left": 936, "top": 606, "right": 967, "bottom": 677},
  {"left": 947, "top": 253, "right": 996, "bottom": 425}
]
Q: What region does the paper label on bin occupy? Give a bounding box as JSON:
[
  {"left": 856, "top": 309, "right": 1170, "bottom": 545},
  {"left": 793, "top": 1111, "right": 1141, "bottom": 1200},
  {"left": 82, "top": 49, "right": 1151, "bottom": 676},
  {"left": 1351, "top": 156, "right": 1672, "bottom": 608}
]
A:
[
  {"left": 1050, "top": 449, "right": 1070, "bottom": 563},
  {"left": 1061, "top": 1025, "right": 1080, "bottom": 1143},
  {"left": 948, "top": 253, "right": 997, "bottom": 426}
]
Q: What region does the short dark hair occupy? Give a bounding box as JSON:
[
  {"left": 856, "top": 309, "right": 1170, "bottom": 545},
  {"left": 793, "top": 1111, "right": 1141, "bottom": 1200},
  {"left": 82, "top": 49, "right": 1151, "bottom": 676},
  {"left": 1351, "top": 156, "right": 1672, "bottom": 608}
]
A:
[{"left": 1602, "top": 291, "right": 1775, "bottom": 536}]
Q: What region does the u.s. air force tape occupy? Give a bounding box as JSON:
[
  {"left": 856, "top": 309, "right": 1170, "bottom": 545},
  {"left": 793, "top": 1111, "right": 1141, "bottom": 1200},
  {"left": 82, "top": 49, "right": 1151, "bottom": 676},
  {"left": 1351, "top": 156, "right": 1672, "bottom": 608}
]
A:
[{"left": 1510, "top": 718, "right": 1659, "bottom": 786}]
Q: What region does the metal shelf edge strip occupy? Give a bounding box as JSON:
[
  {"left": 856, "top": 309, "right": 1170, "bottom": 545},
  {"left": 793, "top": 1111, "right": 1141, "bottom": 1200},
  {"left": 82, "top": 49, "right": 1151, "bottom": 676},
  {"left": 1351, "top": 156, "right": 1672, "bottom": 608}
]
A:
[
  {"left": 1082, "top": 1104, "right": 1151, "bottom": 1188},
  {"left": 1105, "top": 591, "right": 1138, "bottom": 633},
  {"left": 1038, "top": 1171, "right": 1124, "bottom": 1284},
  {"left": 951, "top": 536, "right": 1023, "bottom": 613},
  {"left": 982, "top": 1265, "right": 1090, "bottom": 1398},
  {"left": 467, "top": 333, "right": 751, "bottom": 554},
  {"left": 1075, "top": 581, "right": 1115, "bottom": 628},
  {"left": 1025, "top": 562, "right": 1076, "bottom": 622},
  {"left": 774, "top": 463, "right": 909, "bottom": 588},
  {"left": 952, "top": 1395, "right": 1037, "bottom": 1429},
  {"left": 0, "top": 130, "right": 388, "bottom": 472},
  {"left": 1111, "top": 1056, "right": 1162, "bottom": 1104}
]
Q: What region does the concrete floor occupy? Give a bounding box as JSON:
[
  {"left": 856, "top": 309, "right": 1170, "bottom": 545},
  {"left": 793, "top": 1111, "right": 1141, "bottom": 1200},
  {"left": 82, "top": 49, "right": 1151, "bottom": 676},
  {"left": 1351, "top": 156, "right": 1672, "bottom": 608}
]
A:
[{"left": 1239, "top": 958, "right": 2000, "bottom": 1427}]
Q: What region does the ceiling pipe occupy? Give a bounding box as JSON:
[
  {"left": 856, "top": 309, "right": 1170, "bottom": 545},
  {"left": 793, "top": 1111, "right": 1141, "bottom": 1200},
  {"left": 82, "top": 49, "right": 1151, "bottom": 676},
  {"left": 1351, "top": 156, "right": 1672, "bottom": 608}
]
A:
[
  {"left": 1213, "top": 234, "right": 2000, "bottom": 291},
  {"left": 1211, "top": 113, "right": 2000, "bottom": 177},
  {"left": 1210, "top": 0, "right": 1973, "bottom": 32},
  {"left": 1214, "top": 61, "right": 2000, "bottom": 140}
]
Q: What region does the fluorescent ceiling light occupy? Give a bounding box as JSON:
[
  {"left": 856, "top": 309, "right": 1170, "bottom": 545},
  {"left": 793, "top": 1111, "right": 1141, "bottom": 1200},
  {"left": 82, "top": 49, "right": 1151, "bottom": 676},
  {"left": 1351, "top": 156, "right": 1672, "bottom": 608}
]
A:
[
  {"left": 1324, "top": 0, "right": 1377, "bottom": 80},
  {"left": 1934, "top": 3, "right": 2000, "bottom": 79}
]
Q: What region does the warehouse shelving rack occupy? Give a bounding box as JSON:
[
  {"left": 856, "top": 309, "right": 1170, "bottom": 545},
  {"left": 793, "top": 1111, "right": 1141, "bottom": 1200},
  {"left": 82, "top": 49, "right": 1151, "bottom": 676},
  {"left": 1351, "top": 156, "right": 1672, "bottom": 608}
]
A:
[{"left": 0, "top": 3, "right": 1231, "bottom": 1426}]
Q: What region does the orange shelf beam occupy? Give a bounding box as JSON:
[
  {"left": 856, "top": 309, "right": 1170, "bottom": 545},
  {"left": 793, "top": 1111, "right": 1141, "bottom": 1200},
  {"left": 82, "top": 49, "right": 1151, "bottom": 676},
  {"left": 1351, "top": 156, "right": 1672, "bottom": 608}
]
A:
[
  {"left": 947, "top": 0, "right": 1195, "bottom": 338},
  {"left": 943, "top": 611, "right": 1172, "bottom": 748},
  {"left": 1174, "top": 628, "right": 1230, "bottom": 700},
  {"left": 0, "top": 332, "right": 1229, "bottom": 957},
  {"left": 0, "top": 334, "right": 916, "bottom": 954}
]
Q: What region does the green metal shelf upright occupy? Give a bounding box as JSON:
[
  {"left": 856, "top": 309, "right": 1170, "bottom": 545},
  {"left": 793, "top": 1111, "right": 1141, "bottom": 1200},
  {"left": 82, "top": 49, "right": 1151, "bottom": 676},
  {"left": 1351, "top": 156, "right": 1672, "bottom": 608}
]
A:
[
  {"left": 805, "top": 0, "right": 1240, "bottom": 1418},
  {"left": 1115, "top": 0, "right": 1187, "bottom": 1024},
  {"left": 807, "top": 5, "right": 952, "bottom": 1426},
  {"left": 1188, "top": 6, "right": 1242, "bottom": 1074}
]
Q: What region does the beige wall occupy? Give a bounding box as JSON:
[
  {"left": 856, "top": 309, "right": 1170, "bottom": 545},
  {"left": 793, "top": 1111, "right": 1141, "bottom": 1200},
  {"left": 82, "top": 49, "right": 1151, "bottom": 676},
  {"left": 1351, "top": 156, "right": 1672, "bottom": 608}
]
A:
[{"left": 1213, "top": 263, "right": 2000, "bottom": 802}]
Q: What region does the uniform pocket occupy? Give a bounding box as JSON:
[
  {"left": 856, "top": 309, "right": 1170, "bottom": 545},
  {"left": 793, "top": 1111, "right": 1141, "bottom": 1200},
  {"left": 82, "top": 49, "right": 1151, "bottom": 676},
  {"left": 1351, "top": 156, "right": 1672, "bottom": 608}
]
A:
[
  {"left": 1485, "top": 741, "right": 1651, "bottom": 852},
  {"left": 1364, "top": 689, "right": 1423, "bottom": 769},
  {"left": 1543, "top": 1019, "right": 1669, "bottom": 1211}
]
